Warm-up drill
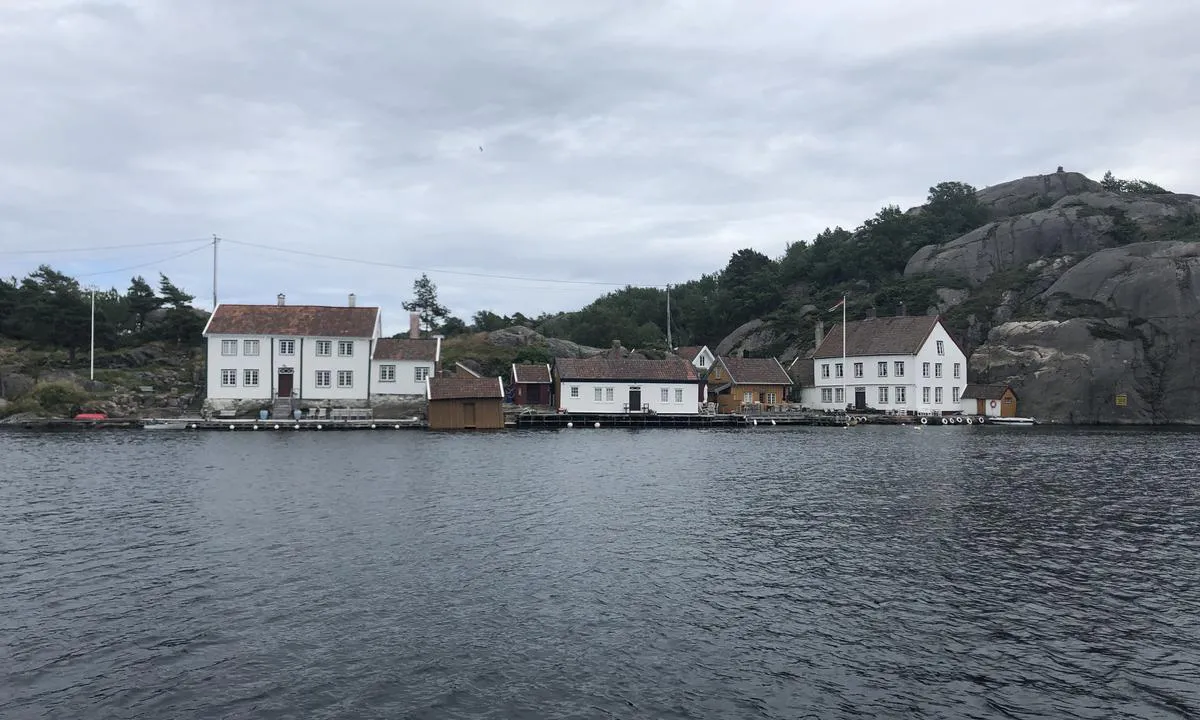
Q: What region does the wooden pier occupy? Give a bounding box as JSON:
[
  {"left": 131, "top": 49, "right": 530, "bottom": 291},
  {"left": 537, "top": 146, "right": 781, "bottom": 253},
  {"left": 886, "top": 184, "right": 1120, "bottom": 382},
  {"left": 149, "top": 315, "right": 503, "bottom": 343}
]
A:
[{"left": 511, "top": 411, "right": 849, "bottom": 429}]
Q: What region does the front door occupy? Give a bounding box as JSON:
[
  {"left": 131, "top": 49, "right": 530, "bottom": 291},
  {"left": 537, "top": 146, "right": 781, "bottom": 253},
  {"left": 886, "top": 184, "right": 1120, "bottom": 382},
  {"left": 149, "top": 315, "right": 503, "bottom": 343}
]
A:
[
  {"left": 278, "top": 371, "right": 294, "bottom": 397},
  {"left": 463, "top": 402, "right": 476, "bottom": 428},
  {"left": 854, "top": 388, "right": 866, "bottom": 410},
  {"left": 628, "top": 388, "right": 641, "bottom": 412}
]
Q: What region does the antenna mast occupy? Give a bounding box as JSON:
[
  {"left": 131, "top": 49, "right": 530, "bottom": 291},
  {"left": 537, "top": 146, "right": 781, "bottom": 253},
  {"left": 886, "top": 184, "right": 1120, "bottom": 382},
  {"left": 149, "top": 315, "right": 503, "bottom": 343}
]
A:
[
  {"left": 212, "top": 234, "right": 220, "bottom": 308},
  {"left": 666, "top": 284, "right": 672, "bottom": 349}
]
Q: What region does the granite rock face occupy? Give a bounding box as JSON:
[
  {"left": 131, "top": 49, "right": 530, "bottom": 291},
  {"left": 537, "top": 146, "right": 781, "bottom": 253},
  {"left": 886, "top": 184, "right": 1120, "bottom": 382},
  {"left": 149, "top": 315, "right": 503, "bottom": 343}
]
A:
[{"left": 975, "top": 171, "right": 1102, "bottom": 218}]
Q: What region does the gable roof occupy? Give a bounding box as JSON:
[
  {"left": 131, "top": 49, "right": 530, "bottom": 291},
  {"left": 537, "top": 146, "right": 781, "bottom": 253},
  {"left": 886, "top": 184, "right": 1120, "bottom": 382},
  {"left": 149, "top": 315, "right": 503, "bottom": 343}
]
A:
[
  {"left": 455, "top": 362, "right": 482, "bottom": 378},
  {"left": 961, "top": 384, "right": 1016, "bottom": 400},
  {"left": 813, "top": 315, "right": 944, "bottom": 359},
  {"left": 716, "top": 356, "right": 793, "bottom": 385},
  {"left": 555, "top": 356, "right": 699, "bottom": 382},
  {"left": 204, "top": 304, "right": 379, "bottom": 338},
  {"left": 787, "top": 354, "right": 816, "bottom": 387},
  {"left": 512, "top": 363, "right": 552, "bottom": 384},
  {"left": 373, "top": 337, "right": 440, "bottom": 361},
  {"left": 674, "top": 345, "right": 709, "bottom": 362},
  {"left": 426, "top": 376, "right": 504, "bottom": 400}
]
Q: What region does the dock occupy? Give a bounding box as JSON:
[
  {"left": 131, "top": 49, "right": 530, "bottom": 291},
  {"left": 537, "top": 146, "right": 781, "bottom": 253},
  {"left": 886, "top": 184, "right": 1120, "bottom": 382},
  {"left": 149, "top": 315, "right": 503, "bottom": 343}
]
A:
[{"left": 510, "top": 411, "right": 849, "bottom": 429}]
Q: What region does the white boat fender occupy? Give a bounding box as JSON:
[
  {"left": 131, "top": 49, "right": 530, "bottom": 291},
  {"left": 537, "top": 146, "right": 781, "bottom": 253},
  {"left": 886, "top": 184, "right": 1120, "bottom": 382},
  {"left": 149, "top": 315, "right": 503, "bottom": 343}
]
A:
[
  {"left": 978, "top": 416, "right": 985, "bottom": 424},
  {"left": 567, "top": 421, "right": 573, "bottom": 428},
  {"left": 771, "top": 419, "right": 776, "bottom": 426},
  {"left": 941, "top": 417, "right": 948, "bottom": 425},
  {"left": 956, "top": 416, "right": 964, "bottom": 424},
  {"left": 594, "top": 422, "right": 600, "bottom": 428},
  {"left": 920, "top": 417, "right": 928, "bottom": 425},
  {"left": 966, "top": 417, "right": 973, "bottom": 424},
  {"left": 752, "top": 419, "right": 758, "bottom": 426}
]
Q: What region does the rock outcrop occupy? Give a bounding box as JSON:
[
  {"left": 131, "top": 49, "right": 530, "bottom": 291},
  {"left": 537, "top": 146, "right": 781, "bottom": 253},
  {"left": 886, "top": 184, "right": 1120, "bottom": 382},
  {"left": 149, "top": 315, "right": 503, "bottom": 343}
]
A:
[
  {"left": 975, "top": 171, "right": 1101, "bottom": 218},
  {"left": 486, "top": 327, "right": 602, "bottom": 358},
  {"left": 716, "top": 319, "right": 776, "bottom": 358}
]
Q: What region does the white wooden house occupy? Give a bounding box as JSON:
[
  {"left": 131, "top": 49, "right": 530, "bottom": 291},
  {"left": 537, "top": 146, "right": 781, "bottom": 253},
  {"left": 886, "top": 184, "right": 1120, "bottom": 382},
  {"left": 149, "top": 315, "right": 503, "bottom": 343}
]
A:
[
  {"left": 554, "top": 356, "right": 702, "bottom": 414},
  {"left": 674, "top": 345, "right": 716, "bottom": 372},
  {"left": 803, "top": 314, "right": 968, "bottom": 415},
  {"left": 202, "top": 293, "right": 381, "bottom": 413},
  {"left": 371, "top": 314, "right": 442, "bottom": 401}
]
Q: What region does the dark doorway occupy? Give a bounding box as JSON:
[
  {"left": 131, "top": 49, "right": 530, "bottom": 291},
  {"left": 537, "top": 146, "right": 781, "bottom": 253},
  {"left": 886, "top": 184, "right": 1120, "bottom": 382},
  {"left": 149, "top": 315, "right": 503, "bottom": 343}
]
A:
[
  {"left": 463, "top": 402, "right": 476, "bottom": 428},
  {"left": 278, "top": 372, "right": 294, "bottom": 397},
  {"left": 854, "top": 388, "right": 866, "bottom": 410},
  {"left": 628, "top": 387, "right": 641, "bottom": 412}
]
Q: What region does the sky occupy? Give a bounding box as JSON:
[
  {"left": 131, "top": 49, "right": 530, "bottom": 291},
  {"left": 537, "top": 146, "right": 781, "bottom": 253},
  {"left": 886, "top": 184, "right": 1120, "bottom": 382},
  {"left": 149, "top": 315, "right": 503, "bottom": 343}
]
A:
[{"left": 2, "top": 0, "right": 1199, "bottom": 334}]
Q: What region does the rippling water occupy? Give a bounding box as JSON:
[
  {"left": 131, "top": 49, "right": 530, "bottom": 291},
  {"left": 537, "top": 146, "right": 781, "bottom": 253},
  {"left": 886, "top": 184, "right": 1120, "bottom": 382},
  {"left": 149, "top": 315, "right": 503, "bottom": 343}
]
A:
[{"left": 2, "top": 426, "right": 1199, "bottom": 719}]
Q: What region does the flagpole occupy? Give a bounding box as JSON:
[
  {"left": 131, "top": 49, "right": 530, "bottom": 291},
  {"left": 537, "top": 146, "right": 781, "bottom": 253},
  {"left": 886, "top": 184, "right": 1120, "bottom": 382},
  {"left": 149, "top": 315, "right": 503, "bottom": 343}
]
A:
[{"left": 841, "top": 294, "right": 846, "bottom": 411}]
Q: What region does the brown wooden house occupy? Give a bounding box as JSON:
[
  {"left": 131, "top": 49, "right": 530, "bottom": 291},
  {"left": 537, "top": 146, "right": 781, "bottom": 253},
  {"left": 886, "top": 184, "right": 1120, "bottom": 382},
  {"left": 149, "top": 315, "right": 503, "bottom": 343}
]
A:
[
  {"left": 425, "top": 376, "right": 505, "bottom": 430},
  {"left": 511, "top": 363, "right": 553, "bottom": 406},
  {"left": 708, "top": 356, "right": 793, "bottom": 413},
  {"left": 961, "top": 384, "right": 1018, "bottom": 417}
]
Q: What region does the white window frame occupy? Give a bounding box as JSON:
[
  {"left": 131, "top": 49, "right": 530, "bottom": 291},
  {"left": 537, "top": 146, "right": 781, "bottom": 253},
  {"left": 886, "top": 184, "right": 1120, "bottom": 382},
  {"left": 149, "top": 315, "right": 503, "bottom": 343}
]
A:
[
  {"left": 835, "top": 363, "right": 843, "bottom": 378},
  {"left": 766, "top": 392, "right": 777, "bottom": 404},
  {"left": 936, "top": 340, "right": 945, "bottom": 355},
  {"left": 221, "top": 369, "right": 237, "bottom": 386},
  {"left": 570, "top": 386, "right": 579, "bottom": 398},
  {"left": 821, "top": 364, "right": 830, "bottom": 379},
  {"left": 594, "top": 387, "right": 603, "bottom": 401},
  {"left": 953, "top": 362, "right": 961, "bottom": 379},
  {"left": 414, "top": 366, "right": 430, "bottom": 382},
  {"left": 834, "top": 388, "right": 844, "bottom": 404},
  {"left": 935, "top": 363, "right": 943, "bottom": 379},
  {"left": 922, "top": 362, "right": 930, "bottom": 378},
  {"left": 894, "top": 361, "right": 904, "bottom": 377},
  {"left": 338, "top": 340, "right": 354, "bottom": 357},
  {"left": 315, "top": 370, "right": 331, "bottom": 388},
  {"left": 243, "top": 369, "right": 259, "bottom": 387},
  {"left": 895, "top": 386, "right": 906, "bottom": 404},
  {"left": 853, "top": 362, "right": 863, "bottom": 378},
  {"left": 221, "top": 339, "right": 237, "bottom": 356},
  {"left": 279, "top": 339, "right": 295, "bottom": 356},
  {"left": 742, "top": 391, "right": 753, "bottom": 404},
  {"left": 877, "top": 361, "right": 887, "bottom": 378},
  {"left": 605, "top": 387, "right": 614, "bottom": 402},
  {"left": 315, "top": 340, "right": 332, "bottom": 357},
  {"left": 379, "top": 364, "right": 396, "bottom": 382},
  {"left": 821, "top": 388, "right": 833, "bottom": 403},
  {"left": 337, "top": 370, "right": 353, "bottom": 388},
  {"left": 675, "top": 388, "right": 684, "bottom": 403},
  {"left": 952, "top": 387, "right": 960, "bottom": 403},
  {"left": 661, "top": 387, "right": 670, "bottom": 402},
  {"left": 922, "top": 386, "right": 931, "bottom": 404},
  {"left": 878, "top": 386, "right": 889, "bottom": 404},
  {"left": 698, "top": 356, "right": 707, "bottom": 367},
  {"left": 935, "top": 387, "right": 944, "bottom": 404},
  {"left": 243, "top": 339, "right": 259, "bottom": 356}
]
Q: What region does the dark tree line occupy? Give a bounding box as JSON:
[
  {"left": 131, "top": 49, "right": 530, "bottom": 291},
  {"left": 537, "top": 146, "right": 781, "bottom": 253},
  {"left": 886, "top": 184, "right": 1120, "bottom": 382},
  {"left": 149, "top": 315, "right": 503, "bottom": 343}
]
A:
[{"left": 0, "top": 267, "right": 207, "bottom": 360}]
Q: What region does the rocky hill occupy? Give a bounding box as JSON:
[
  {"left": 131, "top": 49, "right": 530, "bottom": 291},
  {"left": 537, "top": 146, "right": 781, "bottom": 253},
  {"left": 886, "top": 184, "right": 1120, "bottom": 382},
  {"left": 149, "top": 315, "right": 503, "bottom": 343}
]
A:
[{"left": 719, "top": 171, "right": 1200, "bottom": 424}]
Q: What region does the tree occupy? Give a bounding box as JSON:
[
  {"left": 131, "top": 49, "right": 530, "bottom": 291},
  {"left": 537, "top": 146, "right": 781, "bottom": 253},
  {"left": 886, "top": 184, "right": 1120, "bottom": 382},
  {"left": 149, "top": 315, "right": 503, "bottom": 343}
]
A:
[
  {"left": 126, "top": 276, "right": 161, "bottom": 333},
  {"left": 155, "top": 274, "right": 204, "bottom": 345},
  {"left": 719, "top": 248, "right": 781, "bottom": 326},
  {"left": 438, "top": 316, "right": 470, "bottom": 336},
  {"left": 402, "top": 273, "right": 449, "bottom": 331},
  {"left": 158, "top": 274, "right": 194, "bottom": 307},
  {"left": 924, "top": 181, "right": 988, "bottom": 240},
  {"left": 472, "top": 309, "right": 511, "bottom": 332}
]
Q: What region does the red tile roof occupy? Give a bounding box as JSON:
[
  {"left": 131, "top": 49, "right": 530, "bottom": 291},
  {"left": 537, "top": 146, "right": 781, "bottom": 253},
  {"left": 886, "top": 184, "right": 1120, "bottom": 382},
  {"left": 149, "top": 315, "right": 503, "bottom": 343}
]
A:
[
  {"left": 373, "top": 337, "right": 439, "bottom": 361},
  {"left": 204, "top": 304, "right": 379, "bottom": 338},
  {"left": 674, "top": 345, "right": 706, "bottom": 362},
  {"left": 788, "top": 354, "right": 816, "bottom": 387},
  {"left": 814, "top": 316, "right": 944, "bottom": 359},
  {"left": 512, "top": 363, "right": 552, "bottom": 384},
  {"left": 555, "top": 356, "right": 698, "bottom": 382},
  {"left": 427, "top": 377, "right": 504, "bottom": 400},
  {"left": 717, "top": 356, "right": 793, "bottom": 385}
]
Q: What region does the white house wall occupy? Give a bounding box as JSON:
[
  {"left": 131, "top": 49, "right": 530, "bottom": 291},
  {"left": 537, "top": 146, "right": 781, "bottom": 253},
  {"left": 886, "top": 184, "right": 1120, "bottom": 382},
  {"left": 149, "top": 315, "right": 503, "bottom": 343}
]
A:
[
  {"left": 693, "top": 347, "right": 716, "bottom": 371},
  {"left": 206, "top": 335, "right": 375, "bottom": 405},
  {"left": 808, "top": 322, "right": 968, "bottom": 414},
  {"left": 206, "top": 335, "right": 273, "bottom": 402},
  {"left": 370, "top": 359, "right": 436, "bottom": 397},
  {"left": 559, "top": 380, "right": 701, "bottom": 414}
]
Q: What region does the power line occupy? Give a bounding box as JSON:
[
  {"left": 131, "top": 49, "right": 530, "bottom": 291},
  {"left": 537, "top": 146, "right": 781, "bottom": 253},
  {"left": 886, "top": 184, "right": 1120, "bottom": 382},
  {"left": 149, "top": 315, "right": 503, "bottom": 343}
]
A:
[
  {"left": 0, "top": 237, "right": 211, "bottom": 256},
  {"left": 222, "top": 238, "right": 665, "bottom": 288},
  {"left": 74, "top": 243, "right": 212, "bottom": 280}
]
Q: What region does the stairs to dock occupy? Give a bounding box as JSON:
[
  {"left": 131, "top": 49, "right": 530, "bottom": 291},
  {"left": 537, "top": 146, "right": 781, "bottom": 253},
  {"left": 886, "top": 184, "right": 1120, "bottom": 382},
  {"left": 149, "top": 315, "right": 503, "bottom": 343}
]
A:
[{"left": 272, "top": 396, "right": 294, "bottom": 419}]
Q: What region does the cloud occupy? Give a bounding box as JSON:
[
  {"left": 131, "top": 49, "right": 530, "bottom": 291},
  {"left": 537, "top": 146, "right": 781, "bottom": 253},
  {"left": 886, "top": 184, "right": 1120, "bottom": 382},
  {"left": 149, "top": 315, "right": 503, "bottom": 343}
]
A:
[{"left": 2, "top": 0, "right": 1199, "bottom": 333}]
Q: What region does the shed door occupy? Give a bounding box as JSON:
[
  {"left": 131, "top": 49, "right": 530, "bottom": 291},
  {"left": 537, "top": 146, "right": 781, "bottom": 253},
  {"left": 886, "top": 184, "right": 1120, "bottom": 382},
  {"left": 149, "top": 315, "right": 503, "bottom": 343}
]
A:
[
  {"left": 628, "top": 388, "right": 641, "bottom": 412},
  {"left": 463, "top": 402, "right": 476, "bottom": 427}
]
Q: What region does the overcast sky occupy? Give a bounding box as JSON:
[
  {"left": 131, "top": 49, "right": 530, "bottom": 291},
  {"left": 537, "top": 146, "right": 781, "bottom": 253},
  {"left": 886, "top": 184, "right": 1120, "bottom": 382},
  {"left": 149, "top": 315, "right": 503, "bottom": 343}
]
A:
[{"left": 2, "top": 0, "right": 1198, "bottom": 333}]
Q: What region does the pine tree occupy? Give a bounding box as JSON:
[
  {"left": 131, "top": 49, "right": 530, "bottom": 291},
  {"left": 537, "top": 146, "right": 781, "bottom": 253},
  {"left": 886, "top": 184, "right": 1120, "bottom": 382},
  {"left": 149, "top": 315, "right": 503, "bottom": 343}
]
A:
[{"left": 401, "top": 273, "right": 450, "bottom": 331}]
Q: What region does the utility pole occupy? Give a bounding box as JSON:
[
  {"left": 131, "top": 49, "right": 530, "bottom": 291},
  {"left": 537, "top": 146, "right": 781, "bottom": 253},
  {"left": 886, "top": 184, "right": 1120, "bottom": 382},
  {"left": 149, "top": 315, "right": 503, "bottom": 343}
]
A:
[
  {"left": 89, "top": 287, "right": 95, "bottom": 381},
  {"left": 665, "top": 284, "right": 672, "bottom": 350},
  {"left": 212, "top": 234, "right": 220, "bottom": 309}
]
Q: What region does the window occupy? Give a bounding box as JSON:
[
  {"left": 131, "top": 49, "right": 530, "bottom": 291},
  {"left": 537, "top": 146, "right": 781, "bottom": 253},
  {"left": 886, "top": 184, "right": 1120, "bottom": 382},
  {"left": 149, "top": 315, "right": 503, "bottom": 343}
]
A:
[
  {"left": 952, "top": 387, "right": 960, "bottom": 403},
  {"left": 243, "top": 369, "right": 259, "bottom": 387},
  {"left": 221, "top": 369, "right": 237, "bottom": 386},
  {"left": 835, "top": 388, "right": 844, "bottom": 404},
  {"left": 660, "top": 388, "right": 669, "bottom": 402},
  {"left": 743, "top": 391, "right": 753, "bottom": 404},
  {"left": 595, "top": 387, "right": 603, "bottom": 401},
  {"left": 605, "top": 388, "right": 614, "bottom": 402},
  {"left": 877, "top": 362, "right": 888, "bottom": 377},
  {"left": 379, "top": 365, "right": 396, "bottom": 382},
  {"left": 766, "top": 392, "right": 777, "bottom": 404},
  {"left": 935, "top": 387, "right": 944, "bottom": 404},
  {"left": 895, "top": 387, "right": 906, "bottom": 404},
  {"left": 821, "top": 388, "right": 833, "bottom": 403},
  {"left": 315, "top": 370, "right": 331, "bottom": 388},
  {"left": 953, "top": 362, "right": 961, "bottom": 379},
  {"left": 698, "top": 357, "right": 707, "bottom": 367},
  {"left": 675, "top": 388, "right": 684, "bottom": 402},
  {"left": 936, "top": 340, "right": 945, "bottom": 355},
  {"left": 221, "top": 340, "right": 237, "bottom": 356},
  {"left": 922, "top": 386, "right": 931, "bottom": 404},
  {"left": 315, "top": 340, "right": 332, "bottom": 356},
  {"left": 853, "top": 362, "right": 863, "bottom": 378},
  {"left": 922, "top": 362, "right": 931, "bottom": 378},
  {"left": 570, "top": 386, "right": 579, "bottom": 398},
  {"left": 878, "top": 386, "right": 889, "bottom": 404},
  {"left": 243, "top": 339, "right": 259, "bottom": 356},
  {"left": 337, "top": 370, "right": 353, "bottom": 388},
  {"left": 338, "top": 340, "right": 354, "bottom": 357},
  {"left": 835, "top": 363, "right": 843, "bottom": 378},
  {"left": 821, "top": 364, "right": 830, "bottom": 379},
  {"left": 935, "top": 363, "right": 943, "bottom": 378},
  {"left": 279, "top": 339, "right": 295, "bottom": 355},
  {"left": 894, "top": 361, "right": 904, "bottom": 377},
  {"left": 415, "top": 366, "right": 429, "bottom": 382}
]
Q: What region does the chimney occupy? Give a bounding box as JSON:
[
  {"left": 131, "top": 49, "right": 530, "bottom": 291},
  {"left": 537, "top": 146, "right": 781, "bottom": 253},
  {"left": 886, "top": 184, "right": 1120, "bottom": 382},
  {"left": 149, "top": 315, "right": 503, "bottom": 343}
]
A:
[
  {"left": 277, "top": 293, "right": 286, "bottom": 306},
  {"left": 866, "top": 307, "right": 877, "bottom": 320},
  {"left": 409, "top": 312, "right": 420, "bottom": 339},
  {"left": 898, "top": 302, "right": 906, "bottom": 317},
  {"left": 348, "top": 293, "right": 356, "bottom": 308},
  {"left": 815, "top": 320, "right": 825, "bottom": 348}
]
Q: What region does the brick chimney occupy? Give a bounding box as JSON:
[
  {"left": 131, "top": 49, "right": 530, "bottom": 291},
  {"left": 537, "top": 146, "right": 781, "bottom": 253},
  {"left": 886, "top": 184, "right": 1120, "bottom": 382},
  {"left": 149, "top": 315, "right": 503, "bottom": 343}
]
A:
[
  {"left": 277, "top": 293, "right": 286, "bottom": 306},
  {"left": 348, "top": 293, "right": 356, "bottom": 308},
  {"left": 814, "top": 320, "right": 825, "bottom": 349},
  {"left": 409, "top": 312, "right": 420, "bottom": 339}
]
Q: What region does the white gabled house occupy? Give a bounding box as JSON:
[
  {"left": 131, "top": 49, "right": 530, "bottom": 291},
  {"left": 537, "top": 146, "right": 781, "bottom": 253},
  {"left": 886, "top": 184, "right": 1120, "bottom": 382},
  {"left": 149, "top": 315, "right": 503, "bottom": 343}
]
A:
[
  {"left": 554, "top": 356, "right": 702, "bottom": 414},
  {"left": 804, "top": 314, "right": 968, "bottom": 415},
  {"left": 674, "top": 345, "right": 716, "bottom": 371},
  {"left": 370, "top": 314, "right": 442, "bottom": 401},
  {"left": 202, "top": 293, "right": 381, "bottom": 413}
]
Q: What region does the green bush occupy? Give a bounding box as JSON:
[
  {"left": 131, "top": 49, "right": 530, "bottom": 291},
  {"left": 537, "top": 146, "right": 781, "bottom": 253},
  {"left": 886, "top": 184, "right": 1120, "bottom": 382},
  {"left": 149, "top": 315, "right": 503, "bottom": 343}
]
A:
[
  {"left": 0, "top": 396, "right": 45, "bottom": 418},
  {"left": 32, "top": 381, "right": 90, "bottom": 415}
]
